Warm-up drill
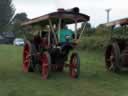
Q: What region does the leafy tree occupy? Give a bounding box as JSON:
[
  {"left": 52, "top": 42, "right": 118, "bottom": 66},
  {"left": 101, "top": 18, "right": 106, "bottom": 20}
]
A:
[
  {"left": 12, "top": 12, "right": 29, "bottom": 37},
  {"left": 12, "top": 13, "right": 29, "bottom": 24},
  {"left": 95, "top": 24, "right": 111, "bottom": 36},
  {"left": 112, "top": 25, "right": 128, "bottom": 39},
  {"left": 78, "top": 22, "right": 95, "bottom": 36},
  {"left": 0, "top": 0, "right": 15, "bottom": 32}
]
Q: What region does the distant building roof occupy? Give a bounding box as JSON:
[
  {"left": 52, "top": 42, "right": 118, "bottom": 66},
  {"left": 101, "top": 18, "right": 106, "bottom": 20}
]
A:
[{"left": 103, "top": 18, "right": 128, "bottom": 27}]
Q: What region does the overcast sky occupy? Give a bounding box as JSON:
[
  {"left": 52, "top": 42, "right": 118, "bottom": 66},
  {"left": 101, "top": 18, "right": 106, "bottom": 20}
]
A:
[{"left": 13, "top": 0, "right": 128, "bottom": 27}]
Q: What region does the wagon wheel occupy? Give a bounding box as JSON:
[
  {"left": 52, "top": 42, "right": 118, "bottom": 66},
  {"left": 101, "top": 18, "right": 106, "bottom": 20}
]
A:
[
  {"left": 105, "top": 43, "right": 121, "bottom": 72},
  {"left": 40, "top": 52, "right": 51, "bottom": 80},
  {"left": 23, "top": 41, "right": 33, "bottom": 72},
  {"left": 69, "top": 52, "right": 80, "bottom": 78}
]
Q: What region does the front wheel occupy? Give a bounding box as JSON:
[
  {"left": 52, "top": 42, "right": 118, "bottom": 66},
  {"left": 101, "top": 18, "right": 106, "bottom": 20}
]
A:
[{"left": 69, "top": 52, "right": 80, "bottom": 78}]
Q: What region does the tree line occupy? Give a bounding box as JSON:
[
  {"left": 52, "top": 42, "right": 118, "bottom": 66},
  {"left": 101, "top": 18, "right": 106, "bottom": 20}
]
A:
[
  {"left": 0, "top": 0, "right": 29, "bottom": 37},
  {"left": 0, "top": 0, "right": 127, "bottom": 39}
]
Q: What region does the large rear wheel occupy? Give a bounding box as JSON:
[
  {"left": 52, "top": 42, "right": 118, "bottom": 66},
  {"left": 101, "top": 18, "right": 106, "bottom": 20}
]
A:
[
  {"left": 23, "top": 41, "right": 33, "bottom": 72},
  {"left": 105, "top": 43, "right": 121, "bottom": 72},
  {"left": 40, "top": 52, "right": 51, "bottom": 80}
]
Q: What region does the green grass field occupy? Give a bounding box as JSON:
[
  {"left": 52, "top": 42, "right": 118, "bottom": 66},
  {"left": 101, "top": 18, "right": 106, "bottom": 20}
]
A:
[{"left": 0, "top": 45, "right": 128, "bottom": 96}]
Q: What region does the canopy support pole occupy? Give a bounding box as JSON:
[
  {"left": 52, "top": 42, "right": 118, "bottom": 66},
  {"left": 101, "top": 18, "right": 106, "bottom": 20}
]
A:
[
  {"left": 47, "top": 26, "right": 51, "bottom": 47},
  {"left": 58, "top": 18, "right": 62, "bottom": 41},
  {"left": 48, "top": 19, "right": 58, "bottom": 45},
  {"left": 75, "top": 21, "right": 78, "bottom": 40},
  {"left": 78, "top": 22, "right": 86, "bottom": 40}
]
